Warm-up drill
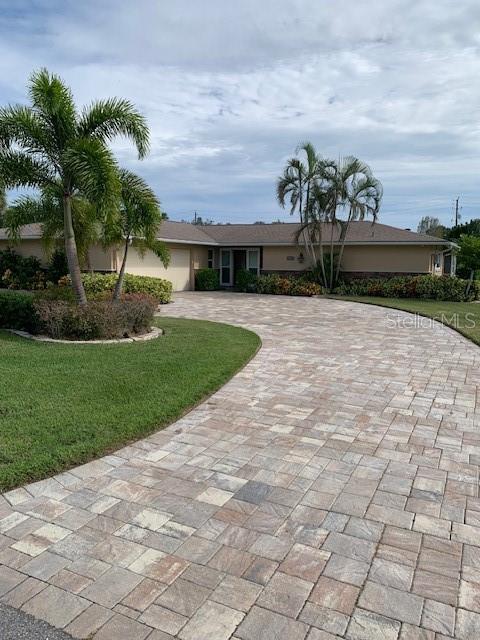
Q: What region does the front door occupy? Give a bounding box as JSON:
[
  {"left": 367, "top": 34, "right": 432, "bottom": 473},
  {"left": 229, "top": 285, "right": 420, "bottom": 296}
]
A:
[
  {"left": 220, "top": 249, "right": 233, "bottom": 286},
  {"left": 233, "top": 250, "right": 247, "bottom": 284}
]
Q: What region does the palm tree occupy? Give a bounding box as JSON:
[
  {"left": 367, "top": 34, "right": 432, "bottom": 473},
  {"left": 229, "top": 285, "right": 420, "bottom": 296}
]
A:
[
  {"left": 0, "top": 69, "right": 149, "bottom": 303},
  {"left": 276, "top": 142, "right": 321, "bottom": 267},
  {"left": 332, "top": 157, "right": 382, "bottom": 285},
  {"left": 284, "top": 155, "right": 382, "bottom": 290},
  {"left": 107, "top": 169, "right": 169, "bottom": 300}
]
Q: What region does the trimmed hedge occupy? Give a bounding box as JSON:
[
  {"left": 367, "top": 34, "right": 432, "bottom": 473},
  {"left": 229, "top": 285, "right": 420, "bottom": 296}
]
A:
[
  {"left": 0, "top": 289, "right": 157, "bottom": 340},
  {"left": 256, "top": 274, "right": 323, "bottom": 296},
  {"left": 60, "top": 273, "right": 173, "bottom": 303},
  {"left": 0, "top": 290, "right": 38, "bottom": 332},
  {"left": 236, "top": 271, "right": 323, "bottom": 297},
  {"left": 334, "top": 275, "right": 479, "bottom": 302},
  {"left": 195, "top": 268, "right": 220, "bottom": 291},
  {"left": 34, "top": 294, "right": 157, "bottom": 340}
]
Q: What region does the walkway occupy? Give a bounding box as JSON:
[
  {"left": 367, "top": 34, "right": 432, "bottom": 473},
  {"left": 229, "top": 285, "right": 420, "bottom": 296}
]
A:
[{"left": 1, "top": 292, "right": 480, "bottom": 639}]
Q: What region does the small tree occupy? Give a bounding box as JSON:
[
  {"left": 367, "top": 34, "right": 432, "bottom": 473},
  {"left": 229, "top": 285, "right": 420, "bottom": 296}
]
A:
[
  {"left": 108, "top": 170, "right": 169, "bottom": 300},
  {"left": 0, "top": 69, "right": 149, "bottom": 304},
  {"left": 417, "top": 216, "right": 442, "bottom": 236},
  {"left": 456, "top": 235, "right": 480, "bottom": 295}
]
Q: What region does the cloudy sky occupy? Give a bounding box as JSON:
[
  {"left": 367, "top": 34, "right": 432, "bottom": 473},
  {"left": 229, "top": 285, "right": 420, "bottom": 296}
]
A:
[{"left": 1, "top": 1, "right": 480, "bottom": 228}]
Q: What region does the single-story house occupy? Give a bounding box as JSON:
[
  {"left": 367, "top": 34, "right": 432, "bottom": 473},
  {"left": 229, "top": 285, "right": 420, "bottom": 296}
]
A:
[{"left": 0, "top": 220, "right": 457, "bottom": 291}]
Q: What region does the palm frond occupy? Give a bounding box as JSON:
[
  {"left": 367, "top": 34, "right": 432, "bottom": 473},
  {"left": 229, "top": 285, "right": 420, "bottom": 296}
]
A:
[
  {"left": 63, "top": 138, "right": 121, "bottom": 212},
  {"left": 28, "top": 68, "right": 77, "bottom": 149},
  {"left": 78, "top": 98, "right": 150, "bottom": 159},
  {"left": 0, "top": 149, "right": 55, "bottom": 189},
  {"left": 0, "top": 105, "right": 54, "bottom": 158},
  {"left": 296, "top": 141, "right": 318, "bottom": 174}
]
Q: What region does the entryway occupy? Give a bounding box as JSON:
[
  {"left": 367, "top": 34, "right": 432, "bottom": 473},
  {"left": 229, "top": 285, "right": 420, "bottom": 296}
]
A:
[{"left": 220, "top": 248, "right": 259, "bottom": 286}]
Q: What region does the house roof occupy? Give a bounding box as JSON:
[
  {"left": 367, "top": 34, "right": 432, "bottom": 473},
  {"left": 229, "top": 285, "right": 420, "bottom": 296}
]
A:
[
  {"left": 156, "top": 220, "right": 217, "bottom": 244},
  {"left": 0, "top": 220, "right": 452, "bottom": 247},
  {"left": 0, "top": 223, "right": 43, "bottom": 240},
  {"left": 190, "top": 221, "right": 451, "bottom": 246}
]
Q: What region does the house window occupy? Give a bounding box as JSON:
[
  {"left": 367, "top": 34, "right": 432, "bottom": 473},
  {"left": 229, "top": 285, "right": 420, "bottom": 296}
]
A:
[
  {"left": 247, "top": 249, "right": 259, "bottom": 275},
  {"left": 207, "top": 249, "right": 214, "bottom": 269}
]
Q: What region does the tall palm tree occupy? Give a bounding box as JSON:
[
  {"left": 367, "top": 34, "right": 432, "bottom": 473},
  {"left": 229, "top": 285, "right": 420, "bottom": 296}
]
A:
[
  {"left": 279, "top": 148, "right": 382, "bottom": 291},
  {"left": 276, "top": 142, "right": 321, "bottom": 266},
  {"left": 107, "top": 169, "right": 169, "bottom": 300},
  {"left": 0, "top": 69, "right": 149, "bottom": 303},
  {"left": 332, "top": 157, "right": 382, "bottom": 285}
]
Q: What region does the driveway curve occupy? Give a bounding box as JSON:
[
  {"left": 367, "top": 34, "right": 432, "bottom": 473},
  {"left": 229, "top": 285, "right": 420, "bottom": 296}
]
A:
[{"left": 1, "top": 292, "right": 480, "bottom": 639}]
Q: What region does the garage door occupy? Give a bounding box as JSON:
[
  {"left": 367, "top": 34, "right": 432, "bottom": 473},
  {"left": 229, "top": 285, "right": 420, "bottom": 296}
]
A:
[{"left": 123, "top": 247, "right": 191, "bottom": 291}]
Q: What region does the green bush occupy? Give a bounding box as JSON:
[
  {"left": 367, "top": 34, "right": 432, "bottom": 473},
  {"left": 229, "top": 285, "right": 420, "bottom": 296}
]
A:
[
  {"left": 34, "top": 294, "right": 157, "bottom": 340},
  {"left": 334, "top": 275, "right": 478, "bottom": 302},
  {"left": 61, "top": 273, "right": 173, "bottom": 303},
  {"left": 47, "top": 249, "right": 69, "bottom": 284},
  {"left": 0, "top": 248, "right": 46, "bottom": 290},
  {"left": 195, "top": 268, "right": 220, "bottom": 291},
  {"left": 290, "top": 279, "right": 323, "bottom": 296},
  {"left": 34, "top": 285, "right": 76, "bottom": 302},
  {"left": 235, "top": 269, "right": 258, "bottom": 292},
  {"left": 0, "top": 290, "right": 38, "bottom": 332},
  {"left": 255, "top": 274, "right": 322, "bottom": 296}
]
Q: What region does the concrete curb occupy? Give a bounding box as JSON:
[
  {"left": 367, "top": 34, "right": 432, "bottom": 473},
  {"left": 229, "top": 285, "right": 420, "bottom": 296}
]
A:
[{"left": 7, "top": 326, "right": 164, "bottom": 344}]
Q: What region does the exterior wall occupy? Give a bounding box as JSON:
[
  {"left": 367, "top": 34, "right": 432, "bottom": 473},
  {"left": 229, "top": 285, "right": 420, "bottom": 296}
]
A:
[
  {"left": 114, "top": 242, "right": 192, "bottom": 291},
  {"left": 0, "top": 239, "right": 48, "bottom": 264},
  {"left": 191, "top": 246, "right": 210, "bottom": 270},
  {"left": 340, "top": 245, "right": 434, "bottom": 274},
  {"left": 0, "top": 240, "right": 115, "bottom": 271},
  {"left": 87, "top": 245, "right": 114, "bottom": 271},
  {"left": 262, "top": 244, "right": 435, "bottom": 275},
  {"left": 262, "top": 246, "right": 308, "bottom": 272}
]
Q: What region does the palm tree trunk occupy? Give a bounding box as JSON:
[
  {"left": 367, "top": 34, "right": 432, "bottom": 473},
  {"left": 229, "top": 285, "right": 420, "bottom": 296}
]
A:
[
  {"left": 335, "top": 214, "right": 352, "bottom": 286},
  {"left": 318, "top": 225, "right": 327, "bottom": 288},
  {"left": 328, "top": 215, "right": 335, "bottom": 291},
  {"left": 63, "top": 193, "right": 87, "bottom": 305},
  {"left": 113, "top": 235, "right": 130, "bottom": 300}
]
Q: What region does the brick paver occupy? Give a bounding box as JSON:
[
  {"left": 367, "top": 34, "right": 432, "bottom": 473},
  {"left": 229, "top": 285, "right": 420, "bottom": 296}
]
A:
[{"left": 1, "top": 291, "right": 480, "bottom": 638}]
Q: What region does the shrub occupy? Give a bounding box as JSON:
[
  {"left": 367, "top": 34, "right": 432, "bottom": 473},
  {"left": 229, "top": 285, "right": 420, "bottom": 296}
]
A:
[
  {"left": 235, "top": 269, "right": 258, "bottom": 292},
  {"left": 195, "top": 268, "right": 220, "bottom": 291},
  {"left": 33, "top": 294, "right": 157, "bottom": 340},
  {"left": 0, "top": 248, "right": 46, "bottom": 290},
  {"left": 34, "top": 285, "right": 76, "bottom": 302},
  {"left": 47, "top": 249, "right": 69, "bottom": 284},
  {"left": 61, "top": 273, "right": 173, "bottom": 303},
  {"left": 255, "top": 274, "right": 322, "bottom": 296},
  {"left": 290, "top": 279, "right": 323, "bottom": 296},
  {"left": 0, "top": 290, "right": 38, "bottom": 332},
  {"left": 334, "top": 275, "right": 478, "bottom": 302}
]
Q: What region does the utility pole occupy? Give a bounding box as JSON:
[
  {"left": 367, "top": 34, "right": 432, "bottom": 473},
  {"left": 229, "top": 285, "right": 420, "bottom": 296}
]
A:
[{"left": 455, "top": 197, "right": 460, "bottom": 226}]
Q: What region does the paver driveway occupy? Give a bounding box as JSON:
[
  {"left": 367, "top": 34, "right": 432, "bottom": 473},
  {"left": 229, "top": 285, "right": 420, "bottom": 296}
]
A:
[{"left": 1, "top": 292, "right": 480, "bottom": 639}]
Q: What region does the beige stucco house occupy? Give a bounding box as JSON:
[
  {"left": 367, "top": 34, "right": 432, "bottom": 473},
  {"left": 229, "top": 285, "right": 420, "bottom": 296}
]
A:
[{"left": 0, "top": 220, "right": 456, "bottom": 291}]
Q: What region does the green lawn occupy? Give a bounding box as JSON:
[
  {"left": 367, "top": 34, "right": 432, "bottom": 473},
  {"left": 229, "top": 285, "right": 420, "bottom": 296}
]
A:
[
  {"left": 0, "top": 318, "right": 260, "bottom": 491},
  {"left": 331, "top": 296, "right": 480, "bottom": 346}
]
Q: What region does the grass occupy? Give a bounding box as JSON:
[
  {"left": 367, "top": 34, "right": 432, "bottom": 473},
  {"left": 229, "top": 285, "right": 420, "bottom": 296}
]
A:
[
  {"left": 331, "top": 296, "right": 480, "bottom": 346},
  {"left": 0, "top": 317, "right": 260, "bottom": 491}
]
